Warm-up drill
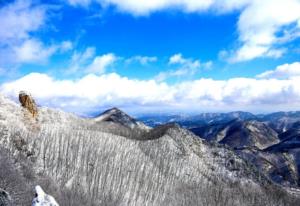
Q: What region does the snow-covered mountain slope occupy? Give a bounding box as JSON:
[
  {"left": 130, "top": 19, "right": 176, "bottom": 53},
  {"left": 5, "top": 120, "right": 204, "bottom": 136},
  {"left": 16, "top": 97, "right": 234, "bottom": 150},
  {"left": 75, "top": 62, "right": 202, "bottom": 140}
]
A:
[
  {"left": 140, "top": 111, "right": 300, "bottom": 189},
  {"left": 236, "top": 147, "right": 300, "bottom": 187},
  {"left": 258, "top": 112, "right": 300, "bottom": 133},
  {"left": 0, "top": 93, "right": 299, "bottom": 205},
  {"left": 191, "top": 119, "right": 280, "bottom": 150}
]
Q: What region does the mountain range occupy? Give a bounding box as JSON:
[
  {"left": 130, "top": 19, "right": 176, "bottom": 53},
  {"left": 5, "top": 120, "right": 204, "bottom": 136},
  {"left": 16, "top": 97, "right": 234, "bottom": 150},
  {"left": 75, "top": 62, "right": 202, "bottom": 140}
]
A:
[
  {"left": 0, "top": 93, "right": 299, "bottom": 205},
  {"left": 139, "top": 111, "right": 300, "bottom": 188}
]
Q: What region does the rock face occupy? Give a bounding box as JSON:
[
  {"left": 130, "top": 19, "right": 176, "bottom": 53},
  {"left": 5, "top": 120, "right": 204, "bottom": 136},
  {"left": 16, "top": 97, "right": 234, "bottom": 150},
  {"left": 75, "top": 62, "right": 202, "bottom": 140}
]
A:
[
  {"left": 19, "top": 91, "right": 38, "bottom": 118},
  {"left": 32, "top": 186, "right": 59, "bottom": 206},
  {"left": 0, "top": 189, "right": 11, "bottom": 206}
]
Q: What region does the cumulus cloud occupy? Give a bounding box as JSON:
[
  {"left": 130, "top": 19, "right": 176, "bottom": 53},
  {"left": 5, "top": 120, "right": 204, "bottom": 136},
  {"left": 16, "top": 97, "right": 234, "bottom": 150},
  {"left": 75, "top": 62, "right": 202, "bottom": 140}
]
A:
[
  {"left": 67, "top": 48, "right": 116, "bottom": 74},
  {"left": 86, "top": 53, "right": 117, "bottom": 74},
  {"left": 125, "top": 55, "right": 157, "bottom": 65},
  {"left": 67, "top": 0, "right": 300, "bottom": 62},
  {"left": 0, "top": 0, "right": 46, "bottom": 43},
  {"left": 0, "top": 0, "right": 72, "bottom": 68},
  {"left": 3, "top": 63, "right": 300, "bottom": 114},
  {"left": 231, "top": 0, "right": 300, "bottom": 62},
  {"left": 257, "top": 62, "right": 300, "bottom": 79}
]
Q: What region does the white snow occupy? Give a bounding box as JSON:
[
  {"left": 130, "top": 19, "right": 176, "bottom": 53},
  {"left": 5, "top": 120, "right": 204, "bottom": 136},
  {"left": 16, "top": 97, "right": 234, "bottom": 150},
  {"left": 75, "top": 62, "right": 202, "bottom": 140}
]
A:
[{"left": 32, "top": 186, "right": 59, "bottom": 206}]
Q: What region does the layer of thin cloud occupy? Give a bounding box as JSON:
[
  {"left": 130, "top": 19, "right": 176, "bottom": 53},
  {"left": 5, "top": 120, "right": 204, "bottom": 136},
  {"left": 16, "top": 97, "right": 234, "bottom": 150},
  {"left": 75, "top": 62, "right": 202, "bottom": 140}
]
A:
[
  {"left": 2, "top": 67, "right": 300, "bottom": 114},
  {"left": 257, "top": 62, "right": 300, "bottom": 79},
  {"left": 156, "top": 54, "right": 210, "bottom": 82},
  {"left": 66, "top": 0, "right": 300, "bottom": 62},
  {"left": 125, "top": 55, "right": 157, "bottom": 65}
]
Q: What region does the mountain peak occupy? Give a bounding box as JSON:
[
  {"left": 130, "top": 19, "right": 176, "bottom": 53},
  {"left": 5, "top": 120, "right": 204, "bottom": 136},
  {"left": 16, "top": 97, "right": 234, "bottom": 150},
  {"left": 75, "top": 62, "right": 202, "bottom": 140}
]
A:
[{"left": 94, "top": 107, "right": 149, "bottom": 130}]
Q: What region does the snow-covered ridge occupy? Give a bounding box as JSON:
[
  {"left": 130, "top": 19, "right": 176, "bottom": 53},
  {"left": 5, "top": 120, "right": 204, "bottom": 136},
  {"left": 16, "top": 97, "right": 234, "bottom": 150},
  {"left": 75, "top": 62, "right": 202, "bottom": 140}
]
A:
[
  {"left": 94, "top": 107, "right": 150, "bottom": 130},
  {"left": 0, "top": 93, "right": 299, "bottom": 205}
]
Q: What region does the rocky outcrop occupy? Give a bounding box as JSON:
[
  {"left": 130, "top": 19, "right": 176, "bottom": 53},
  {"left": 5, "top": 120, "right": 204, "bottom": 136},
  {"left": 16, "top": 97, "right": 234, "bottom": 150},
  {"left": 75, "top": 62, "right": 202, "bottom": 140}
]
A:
[
  {"left": 32, "top": 186, "right": 59, "bottom": 206},
  {"left": 0, "top": 189, "right": 11, "bottom": 206},
  {"left": 19, "top": 91, "right": 38, "bottom": 118}
]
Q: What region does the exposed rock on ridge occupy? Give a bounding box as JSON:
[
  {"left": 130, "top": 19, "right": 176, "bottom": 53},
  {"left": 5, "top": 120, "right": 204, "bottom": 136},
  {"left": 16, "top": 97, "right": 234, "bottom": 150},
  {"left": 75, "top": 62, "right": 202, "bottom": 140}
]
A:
[{"left": 19, "top": 91, "right": 38, "bottom": 118}]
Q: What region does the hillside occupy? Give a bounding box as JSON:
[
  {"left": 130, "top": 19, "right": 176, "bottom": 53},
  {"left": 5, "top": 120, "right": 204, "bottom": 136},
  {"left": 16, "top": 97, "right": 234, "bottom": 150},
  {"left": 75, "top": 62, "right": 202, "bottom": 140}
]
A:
[{"left": 0, "top": 93, "right": 299, "bottom": 205}]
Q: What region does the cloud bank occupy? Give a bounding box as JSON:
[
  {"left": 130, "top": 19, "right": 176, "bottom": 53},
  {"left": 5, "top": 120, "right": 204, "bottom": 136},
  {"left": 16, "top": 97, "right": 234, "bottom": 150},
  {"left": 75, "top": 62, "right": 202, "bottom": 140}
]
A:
[{"left": 2, "top": 63, "right": 300, "bottom": 114}]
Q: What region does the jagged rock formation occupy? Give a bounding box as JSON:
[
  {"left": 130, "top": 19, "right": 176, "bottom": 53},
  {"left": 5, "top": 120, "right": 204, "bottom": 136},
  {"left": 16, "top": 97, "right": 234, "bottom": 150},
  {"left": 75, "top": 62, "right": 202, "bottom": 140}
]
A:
[
  {"left": 32, "top": 186, "right": 59, "bottom": 206},
  {"left": 19, "top": 91, "right": 38, "bottom": 118},
  {"left": 0, "top": 93, "right": 299, "bottom": 205},
  {"left": 0, "top": 189, "right": 11, "bottom": 206}
]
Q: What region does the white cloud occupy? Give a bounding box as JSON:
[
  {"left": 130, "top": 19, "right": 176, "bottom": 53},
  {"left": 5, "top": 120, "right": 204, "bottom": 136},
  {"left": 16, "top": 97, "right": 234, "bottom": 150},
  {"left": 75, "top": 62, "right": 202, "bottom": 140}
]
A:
[
  {"left": 0, "top": 1, "right": 72, "bottom": 67},
  {"left": 125, "top": 55, "right": 157, "bottom": 65},
  {"left": 13, "top": 39, "right": 56, "bottom": 63},
  {"left": 67, "top": 0, "right": 93, "bottom": 7},
  {"left": 11, "top": 39, "right": 74, "bottom": 64},
  {"left": 155, "top": 67, "right": 198, "bottom": 82},
  {"left": 68, "top": 0, "right": 300, "bottom": 62},
  {"left": 0, "top": 0, "right": 46, "bottom": 43},
  {"left": 257, "top": 62, "right": 300, "bottom": 79},
  {"left": 169, "top": 53, "right": 186, "bottom": 64},
  {"left": 60, "top": 41, "right": 73, "bottom": 52},
  {"left": 232, "top": 0, "right": 300, "bottom": 62},
  {"left": 3, "top": 68, "right": 300, "bottom": 113},
  {"left": 86, "top": 53, "right": 117, "bottom": 74},
  {"left": 71, "top": 47, "right": 96, "bottom": 65},
  {"left": 168, "top": 53, "right": 201, "bottom": 67},
  {"left": 0, "top": 0, "right": 48, "bottom": 66},
  {"left": 68, "top": 47, "right": 96, "bottom": 73},
  {"left": 156, "top": 53, "right": 211, "bottom": 81},
  {"left": 99, "top": 0, "right": 215, "bottom": 15}
]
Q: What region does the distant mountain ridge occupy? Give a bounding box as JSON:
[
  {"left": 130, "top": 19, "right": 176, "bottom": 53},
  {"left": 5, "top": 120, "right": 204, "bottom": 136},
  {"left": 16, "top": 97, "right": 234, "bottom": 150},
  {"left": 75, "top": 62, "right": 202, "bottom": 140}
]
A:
[
  {"left": 138, "top": 111, "right": 300, "bottom": 188},
  {"left": 138, "top": 111, "right": 300, "bottom": 128}
]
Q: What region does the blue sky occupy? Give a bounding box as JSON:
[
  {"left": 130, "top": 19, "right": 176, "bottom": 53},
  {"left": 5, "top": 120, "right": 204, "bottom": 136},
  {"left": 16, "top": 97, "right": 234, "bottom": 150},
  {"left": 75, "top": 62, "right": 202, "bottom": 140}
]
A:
[{"left": 1, "top": 0, "right": 300, "bottom": 115}]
